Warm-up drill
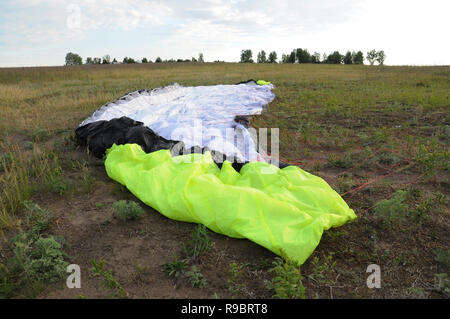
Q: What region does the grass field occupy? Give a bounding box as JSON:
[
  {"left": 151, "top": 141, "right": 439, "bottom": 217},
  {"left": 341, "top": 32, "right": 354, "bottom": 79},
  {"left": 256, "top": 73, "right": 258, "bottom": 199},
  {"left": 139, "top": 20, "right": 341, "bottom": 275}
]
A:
[{"left": 0, "top": 63, "right": 449, "bottom": 299}]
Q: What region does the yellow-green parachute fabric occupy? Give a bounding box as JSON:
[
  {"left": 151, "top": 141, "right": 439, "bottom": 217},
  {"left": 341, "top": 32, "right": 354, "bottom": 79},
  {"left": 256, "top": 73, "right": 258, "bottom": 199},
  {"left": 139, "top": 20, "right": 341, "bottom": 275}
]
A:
[{"left": 105, "top": 144, "right": 356, "bottom": 264}]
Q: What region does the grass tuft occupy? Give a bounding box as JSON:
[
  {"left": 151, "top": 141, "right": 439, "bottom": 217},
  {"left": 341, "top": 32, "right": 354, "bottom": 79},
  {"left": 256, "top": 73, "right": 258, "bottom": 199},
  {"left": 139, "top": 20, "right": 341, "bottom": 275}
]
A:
[{"left": 113, "top": 200, "right": 144, "bottom": 221}]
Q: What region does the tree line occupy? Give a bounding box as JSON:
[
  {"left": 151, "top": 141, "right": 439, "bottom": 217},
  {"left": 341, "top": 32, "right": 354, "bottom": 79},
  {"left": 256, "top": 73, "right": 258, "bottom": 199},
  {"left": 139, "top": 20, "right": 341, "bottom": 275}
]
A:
[
  {"left": 240, "top": 49, "right": 386, "bottom": 65},
  {"left": 65, "top": 49, "right": 386, "bottom": 66},
  {"left": 65, "top": 53, "right": 205, "bottom": 66}
]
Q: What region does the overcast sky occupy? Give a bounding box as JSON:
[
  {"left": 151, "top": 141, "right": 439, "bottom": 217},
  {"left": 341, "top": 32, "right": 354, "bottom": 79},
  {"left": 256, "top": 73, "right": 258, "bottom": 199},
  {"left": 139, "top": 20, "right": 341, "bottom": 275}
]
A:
[{"left": 0, "top": 0, "right": 449, "bottom": 67}]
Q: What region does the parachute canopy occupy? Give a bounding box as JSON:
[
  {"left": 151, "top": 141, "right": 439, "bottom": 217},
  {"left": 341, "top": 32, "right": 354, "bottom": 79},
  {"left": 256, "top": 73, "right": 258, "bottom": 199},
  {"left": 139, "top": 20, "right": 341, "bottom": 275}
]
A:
[
  {"left": 79, "top": 80, "right": 275, "bottom": 162},
  {"left": 76, "top": 80, "right": 356, "bottom": 264}
]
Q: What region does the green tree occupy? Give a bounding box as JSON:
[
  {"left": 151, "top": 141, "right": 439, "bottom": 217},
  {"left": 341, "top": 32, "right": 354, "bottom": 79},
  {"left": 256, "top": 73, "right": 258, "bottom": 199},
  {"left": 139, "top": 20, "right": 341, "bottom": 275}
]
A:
[
  {"left": 65, "top": 52, "right": 82, "bottom": 66},
  {"left": 327, "top": 51, "right": 343, "bottom": 64},
  {"left": 155, "top": 57, "right": 162, "bottom": 63},
  {"left": 198, "top": 53, "right": 204, "bottom": 63},
  {"left": 311, "top": 52, "right": 321, "bottom": 63},
  {"left": 123, "top": 57, "right": 136, "bottom": 64},
  {"left": 85, "top": 57, "right": 93, "bottom": 65},
  {"left": 257, "top": 50, "right": 267, "bottom": 63},
  {"left": 102, "top": 55, "right": 111, "bottom": 64},
  {"left": 240, "top": 49, "right": 253, "bottom": 63},
  {"left": 376, "top": 50, "right": 386, "bottom": 65},
  {"left": 296, "top": 48, "right": 311, "bottom": 63},
  {"left": 366, "top": 50, "right": 377, "bottom": 65},
  {"left": 286, "top": 50, "right": 296, "bottom": 63},
  {"left": 141, "top": 57, "right": 148, "bottom": 63},
  {"left": 343, "top": 51, "right": 353, "bottom": 64},
  {"left": 352, "top": 51, "right": 364, "bottom": 64},
  {"left": 268, "top": 51, "right": 277, "bottom": 63}
]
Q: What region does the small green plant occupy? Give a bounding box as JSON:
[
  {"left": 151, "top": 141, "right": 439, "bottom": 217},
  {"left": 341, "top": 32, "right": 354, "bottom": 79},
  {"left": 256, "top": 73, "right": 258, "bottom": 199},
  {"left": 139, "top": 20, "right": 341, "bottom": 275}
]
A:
[
  {"left": 308, "top": 253, "right": 337, "bottom": 285},
  {"left": 265, "top": 256, "right": 306, "bottom": 299},
  {"left": 81, "top": 165, "right": 96, "bottom": 193},
  {"left": 22, "top": 200, "right": 53, "bottom": 239},
  {"left": 376, "top": 150, "right": 402, "bottom": 165},
  {"left": 46, "top": 163, "right": 72, "bottom": 196},
  {"left": 373, "top": 126, "right": 389, "bottom": 144},
  {"left": 408, "top": 287, "right": 427, "bottom": 298},
  {"left": 24, "top": 236, "right": 68, "bottom": 283},
  {"left": 323, "top": 230, "right": 348, "bottom": 241},
  {"left": 182, "top": 224, "right": 212, "bottom": 259},
  {"left": 0, "top": 153, "right": 13, "bottom": 172},
  {"left": 113, "top": 200, "right": 144, "bottom": 221},
  {"left": 227, "top": 262, "right": 245, "bottom": 295},
  {"left": 326, "top": 152, "right": 353, "bottom": 169},
  {"left": 101, "top": 219, "right": 110, "bottom": 226},
  {"left": 412, "top": 197, "right": 432, "bottom": 221},
  {"left": 31, "top": 128, "right": 49, "bottom": 142},
  {"left": 0, "top": 231, "right": 68, "bottom": 298},
  {"left": 134, "top": 262, "right": 150, "bottom": 283},
  {"left": 336, "top": 175, "right": 355, "bottom": 194},
  {"left": 433, "top": 273, "right": 450, "bottom": 294},
  {"left": 23, "top": 141, "right": 34, "bottom": 150},
  {"left": 373, "top": 190, "right": 409, "bottom": 226},
  {"left": 162, "top": 253, "right": 188, "bottom": 279},
  {"left": 433, "top": 249, "right": 450, "bottom": 268},
  {"left": 185, "top": 265, "right": 207, "bottom": 288},
  {"left": 90, "top": 259, "right": 127, "bottom": 298},
  {"left": 413, "top": 141, "right": 449, "bottom": 175},
  {"left": 249, "top": 258, "right": 273, "bottom": 271}
]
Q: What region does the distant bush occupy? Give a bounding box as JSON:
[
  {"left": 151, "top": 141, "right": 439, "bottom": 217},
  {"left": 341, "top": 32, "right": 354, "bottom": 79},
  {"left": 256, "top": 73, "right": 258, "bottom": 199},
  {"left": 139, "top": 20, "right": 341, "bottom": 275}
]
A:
[
  {"left": 65, "top": 52, "right": 82, "bottom": 66},
  {"left": 257, "top": 50, "right": 267, "bottom": 63},
  {"left": 122, "top": 57, "right": 136, "bottom": 64},
  {"left": 344, "top": 51, "right": 353, "bottom": 65},
  {"left": 296, "top": 48, "right": 311, "bottom": 63},
  {"left": 326, "top": 51, "right": 343, "bottom": 64},
  {"left": 268, "top": 51, "right": 277, "bottom": 63},
  {"left": 240, "top": 49, "right": 253, "bottom": 63},
  {"left": 353, "top": 51, "right": 364, "bottom": 64}
]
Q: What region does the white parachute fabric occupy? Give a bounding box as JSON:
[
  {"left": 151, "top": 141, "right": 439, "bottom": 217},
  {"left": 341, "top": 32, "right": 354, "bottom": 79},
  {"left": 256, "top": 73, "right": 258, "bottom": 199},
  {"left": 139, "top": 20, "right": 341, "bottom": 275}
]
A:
[{"left": 79, "top": 82, "right": 275, "bottom": 162}]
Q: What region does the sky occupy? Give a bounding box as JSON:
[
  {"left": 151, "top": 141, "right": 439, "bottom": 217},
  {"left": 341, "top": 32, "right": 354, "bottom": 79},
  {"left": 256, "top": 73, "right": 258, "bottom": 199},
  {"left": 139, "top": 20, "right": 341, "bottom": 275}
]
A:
[{"left": 0, "top": 0, "right": 449, "bottom": 67}]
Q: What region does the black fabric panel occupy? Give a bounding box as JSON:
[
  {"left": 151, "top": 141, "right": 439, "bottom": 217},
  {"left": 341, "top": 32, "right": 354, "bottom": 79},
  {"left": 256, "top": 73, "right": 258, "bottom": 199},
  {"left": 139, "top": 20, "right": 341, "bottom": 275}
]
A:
[
  {"left": 76, "top": 116, "right": 292, "bottom": 172},
  {"left": 125, "top": 125, "right": 184, "bottom": 155},
  {"left": 235, "top": 79, "right": 257, "bottom": 85},
  {"left": 74, "top": 117, "right": 249, "bottom": 171},
  {"left": 75, "top": 117, "right": 181, "bottom": 159}
]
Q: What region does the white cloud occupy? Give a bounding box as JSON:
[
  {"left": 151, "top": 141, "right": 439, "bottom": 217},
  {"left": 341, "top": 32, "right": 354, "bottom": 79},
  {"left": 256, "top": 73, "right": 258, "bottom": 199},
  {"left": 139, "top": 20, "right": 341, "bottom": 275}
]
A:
[
  {"left": 77, "top": 0, "right": 173, "bottom": 30},
  {"left": 1, "top": 0, "right": 173, "bottom": 46},
  {"left": 0, "top": 0, "right": 449, "bottom": 66}
]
